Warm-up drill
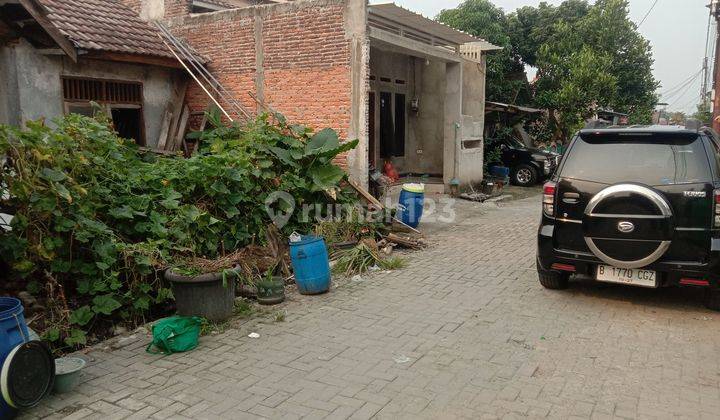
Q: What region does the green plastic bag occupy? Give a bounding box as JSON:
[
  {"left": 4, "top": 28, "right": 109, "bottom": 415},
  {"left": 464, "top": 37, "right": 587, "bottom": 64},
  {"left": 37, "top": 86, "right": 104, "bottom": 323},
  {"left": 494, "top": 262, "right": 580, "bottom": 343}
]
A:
[{"left": 146, "top": 316, "right": 203, "bottom": 355}]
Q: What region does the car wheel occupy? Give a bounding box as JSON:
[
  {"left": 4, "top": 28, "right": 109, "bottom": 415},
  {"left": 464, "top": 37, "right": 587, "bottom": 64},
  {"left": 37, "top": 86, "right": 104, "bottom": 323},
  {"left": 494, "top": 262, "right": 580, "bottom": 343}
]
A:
[
  {"left": 538, "top": 268, "right": 569, "bottom": 290},
  {"left": 512, "top": 164, "right": 537, "bottom": 187},
  {"left": 704, "top": 289, "right": 720, "bottom": 311}
]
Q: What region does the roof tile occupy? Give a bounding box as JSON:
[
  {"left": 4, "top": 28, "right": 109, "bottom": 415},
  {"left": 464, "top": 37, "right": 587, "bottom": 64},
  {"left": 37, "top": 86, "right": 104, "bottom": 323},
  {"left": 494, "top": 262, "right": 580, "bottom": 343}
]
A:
[{"left": 37, "top": 0, "right": 174, "bottom": 59}]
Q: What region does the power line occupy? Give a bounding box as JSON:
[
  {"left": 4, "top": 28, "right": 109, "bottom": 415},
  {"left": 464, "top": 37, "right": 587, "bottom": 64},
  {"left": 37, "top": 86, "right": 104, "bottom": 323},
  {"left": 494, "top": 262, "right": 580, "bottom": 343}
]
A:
[
  {"left": 660, "top": 68, "right": 703, "bottom": 96},
  {"left": 662, "top": 71, "right": 703, "bottom": 103},
  {"left": 666, "top": 74, "right": 703, "bottom": 109},
  {"left": 637, "top": 0, "right": 659, "bottom": 28}
]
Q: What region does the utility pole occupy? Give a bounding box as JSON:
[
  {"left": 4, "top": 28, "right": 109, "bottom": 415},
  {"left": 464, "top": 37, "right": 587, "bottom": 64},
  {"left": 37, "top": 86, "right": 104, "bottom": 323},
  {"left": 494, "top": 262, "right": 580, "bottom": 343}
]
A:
[
  {"left": 702, "top": 56, "right": 709, "bottom": 108},
  {"left": 702, "top": 5, "right": 713, "bottom": 110},
  {"left": 709, "top": 1, "right": 720, "bottom": 131}
]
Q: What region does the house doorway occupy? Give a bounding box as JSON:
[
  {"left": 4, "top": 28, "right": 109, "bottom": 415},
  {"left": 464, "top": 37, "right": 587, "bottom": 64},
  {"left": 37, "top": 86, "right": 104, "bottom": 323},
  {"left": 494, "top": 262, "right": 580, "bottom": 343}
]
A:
[
  {"left": 111, "top": 108, "right": 143, "bottom": 142},
  {"left": 368, "top": 92, "right": 375, "bottom": 169}
]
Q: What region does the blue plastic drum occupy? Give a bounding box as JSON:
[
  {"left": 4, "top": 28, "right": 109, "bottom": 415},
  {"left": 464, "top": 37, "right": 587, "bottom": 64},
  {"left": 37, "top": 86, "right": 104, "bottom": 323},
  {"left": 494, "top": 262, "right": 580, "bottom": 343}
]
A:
[
  {"left": 290, "top": 236, "right": 331, "bottom": 294},
  {"left": 0, "top": 297, "right": 30, "bottom": 419},
  {"left": 397, "top": 183, "right": 425, "bottom": 228}
]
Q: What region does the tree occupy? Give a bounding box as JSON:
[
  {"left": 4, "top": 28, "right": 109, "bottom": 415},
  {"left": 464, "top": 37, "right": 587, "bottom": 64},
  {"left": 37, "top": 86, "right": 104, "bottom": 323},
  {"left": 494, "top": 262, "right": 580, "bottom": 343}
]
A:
[
  {"left": 508, "top": 0, "right": 591, "bottom": 67},
  {"left": 668, "top": 111, "right": 687, "bottom": 125},
  {"left": 691, "top": 102, "right": 712, "bottom": 125},
  {"left": 536, "top": 0, "right": 658, "bottom": 128},
  {"left": 535, "top": 46, "right": 617, "bottom": 137},
  {"left": 437, "top": 0, "right": 529, "bottom": 103},
  {"left": 438, "top": 0, "right": 658, "bottom": 139}
]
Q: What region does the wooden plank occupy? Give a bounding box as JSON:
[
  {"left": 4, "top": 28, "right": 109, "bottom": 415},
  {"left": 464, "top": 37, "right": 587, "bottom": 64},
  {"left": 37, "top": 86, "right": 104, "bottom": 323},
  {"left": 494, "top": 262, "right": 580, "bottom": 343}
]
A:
[
  {"left": 164, "top": 78, "right": 189, "bottom": 151},
  {"left": 348, "top": 180, "right": 384, "bottom": 210},
  {"left": 391, "top": 218, "right": 422, "bottom": 235},
  {"left": 81, "top": 51, "right": 183, "bottom": 69},
  {"left": 170, "top": 105, "right": 190, "bottom": 152},
  {"left": 348, "top": 179, "right": 422, "bottom": 234},
  {"left": 156, "top": 109, "right": 173, "bottom": 150},
  {"left": 385, "top": 233, "right": 424, "bottom": 249},
  {"left": 18, "top": 0, "right": 77, "bottom": 62}
]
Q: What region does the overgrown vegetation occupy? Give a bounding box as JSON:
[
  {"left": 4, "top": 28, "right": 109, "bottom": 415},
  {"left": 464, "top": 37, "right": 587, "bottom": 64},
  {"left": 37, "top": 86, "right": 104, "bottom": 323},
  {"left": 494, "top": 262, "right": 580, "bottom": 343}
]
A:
[{"left": 0, "top": 111, "right": 356, "bottom": 350}]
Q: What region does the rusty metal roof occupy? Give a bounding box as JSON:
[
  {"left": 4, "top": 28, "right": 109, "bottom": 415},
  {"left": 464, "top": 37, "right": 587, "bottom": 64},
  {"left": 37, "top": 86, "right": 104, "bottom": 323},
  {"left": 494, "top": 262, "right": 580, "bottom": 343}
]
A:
[{"left": 36, "top": 0, "right": 173, "bottom": 59}]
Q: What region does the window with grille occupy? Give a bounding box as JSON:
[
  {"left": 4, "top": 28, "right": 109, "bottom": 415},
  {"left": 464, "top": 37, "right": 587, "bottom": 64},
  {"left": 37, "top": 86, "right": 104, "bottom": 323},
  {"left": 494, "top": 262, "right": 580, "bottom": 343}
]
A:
[
  {"left": 62, "top": 77, "right": 142, "bottom": 104},
  {"left": 61, "top": 77, "right": 145, "bottom": 145}
]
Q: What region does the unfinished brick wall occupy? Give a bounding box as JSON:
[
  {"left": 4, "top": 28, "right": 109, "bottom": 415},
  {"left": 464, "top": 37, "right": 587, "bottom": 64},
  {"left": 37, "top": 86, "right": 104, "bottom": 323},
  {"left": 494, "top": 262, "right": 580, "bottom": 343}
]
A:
[
  {"left": 164, "top": 0, "right": 191, "bottom": 18},
  {"left": 172, "top": 13, "right": 256, "bottom": 125},
  {"left": 168, "top": 0, "right": 356, "bottom": 169}
]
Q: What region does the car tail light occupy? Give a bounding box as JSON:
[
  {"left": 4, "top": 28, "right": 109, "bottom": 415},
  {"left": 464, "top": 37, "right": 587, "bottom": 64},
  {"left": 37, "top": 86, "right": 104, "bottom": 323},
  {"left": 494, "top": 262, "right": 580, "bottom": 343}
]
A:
[
  {"left": 543, "top": 181, "right": 556, "bottom": 216},
  {"left": 551, "top": 263, "right": 575, "bottom": 272},
  {"left": 679, "top": 278, "right": 709, "bottom": 287},
  {"left": 715, "top": 189, "right": 720, "bottom": 227}
]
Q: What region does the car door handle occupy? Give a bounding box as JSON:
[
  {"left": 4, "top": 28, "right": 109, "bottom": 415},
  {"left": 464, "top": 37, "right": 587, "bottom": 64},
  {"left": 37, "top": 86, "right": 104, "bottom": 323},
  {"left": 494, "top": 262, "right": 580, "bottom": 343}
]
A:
[{"left": 562, "top": 192, "right": 580, "bottom": 204}]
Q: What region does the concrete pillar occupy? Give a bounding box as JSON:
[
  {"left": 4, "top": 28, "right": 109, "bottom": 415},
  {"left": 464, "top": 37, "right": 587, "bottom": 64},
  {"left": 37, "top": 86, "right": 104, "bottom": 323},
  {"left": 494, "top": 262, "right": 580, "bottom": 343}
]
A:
[
  {"left": 443, "top": 61, "right": 462, "bottom": 186},
  {"left": 0, "top": 46, "right": 21, "bottom": 126},
  {"left": 345, "top": 0, "right": 369, "bottom": 188}
]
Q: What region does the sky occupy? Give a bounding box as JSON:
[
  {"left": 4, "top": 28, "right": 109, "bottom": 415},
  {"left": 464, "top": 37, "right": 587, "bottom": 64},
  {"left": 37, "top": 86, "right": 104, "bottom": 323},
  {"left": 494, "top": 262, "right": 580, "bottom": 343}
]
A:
[{"left": 392, "top": 0, "right": 713, "bottom": 114}]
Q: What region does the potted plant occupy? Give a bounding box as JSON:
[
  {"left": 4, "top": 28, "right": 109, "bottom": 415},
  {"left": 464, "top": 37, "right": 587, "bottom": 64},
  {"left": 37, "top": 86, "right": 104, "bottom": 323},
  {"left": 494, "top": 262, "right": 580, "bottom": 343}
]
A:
[
  {"left": 165, "top": 262, "right": 240, "bottom": 322},
  {"left": 255, "top": 264, "right": 285, "bottom": 305}
]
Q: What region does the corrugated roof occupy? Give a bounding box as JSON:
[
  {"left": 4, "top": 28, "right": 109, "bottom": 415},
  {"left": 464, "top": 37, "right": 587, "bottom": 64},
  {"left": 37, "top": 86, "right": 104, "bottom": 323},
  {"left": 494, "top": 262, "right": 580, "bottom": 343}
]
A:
[
  {"left": 486, "top": 101, "right": 544, "bottom": 114},
  {"left": 368, "top": 2, "right": 481, "bottom": 46},
  {"left": 36, "top": 0, "right": 174, "bottom": 59}
]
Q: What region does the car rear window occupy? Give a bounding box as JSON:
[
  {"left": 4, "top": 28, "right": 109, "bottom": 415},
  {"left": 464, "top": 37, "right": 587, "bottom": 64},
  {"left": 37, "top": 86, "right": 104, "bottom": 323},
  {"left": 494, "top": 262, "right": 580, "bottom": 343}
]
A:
[{"left": 560, "top": 134, "right": 712, "bottom": 185}]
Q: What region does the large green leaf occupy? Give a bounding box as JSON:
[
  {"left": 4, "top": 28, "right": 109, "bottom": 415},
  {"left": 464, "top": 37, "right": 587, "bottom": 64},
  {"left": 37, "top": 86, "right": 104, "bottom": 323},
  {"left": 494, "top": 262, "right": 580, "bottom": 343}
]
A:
[
  {"left": 64, "top": 328, "right": 87, "bottom": 347},
  {"left": 69, "top": 306, "right": 94, "bottom": 326},
  {"left": 308, "top": 165, "right": 345, "bottom": 191},
  {"left": 40, "top": 167, "right": 67, "bottom": 182},
  {"left": 109, "top": 205, "right": 135, "bottom": 219},
  {"left": 54, "top": 182, "right": 73, "bottom": 203},
  {"left": 305, "top": 128, "right": 339, "bottom": 156},
  {"left": 92, "top": 294, "right": 121, "bottom": 315},
  {"left": 267, "top": 146, "right": 299, "bottom": 167},
  {"left": 318, "top": 139, "right": 359, "bottom": 159},
  {"left": 210, "top": 180, "right": 231, "bottom": 194}
]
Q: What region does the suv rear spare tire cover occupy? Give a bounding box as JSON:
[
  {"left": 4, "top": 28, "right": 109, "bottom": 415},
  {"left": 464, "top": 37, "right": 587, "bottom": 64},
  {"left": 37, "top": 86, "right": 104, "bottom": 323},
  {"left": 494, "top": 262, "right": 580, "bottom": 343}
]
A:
[{"left": 583, "top": 184, "right": 673, "bottom": 269}]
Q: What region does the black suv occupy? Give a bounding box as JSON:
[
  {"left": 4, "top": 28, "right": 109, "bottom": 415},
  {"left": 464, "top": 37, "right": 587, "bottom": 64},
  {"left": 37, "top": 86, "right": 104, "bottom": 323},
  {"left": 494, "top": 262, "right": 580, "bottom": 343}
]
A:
[
  {"left": 498, "top": 137, "right": 560, "bottom": 187},
  {"left": 537, "top": 125, "right": 720, "bottom": 310}
]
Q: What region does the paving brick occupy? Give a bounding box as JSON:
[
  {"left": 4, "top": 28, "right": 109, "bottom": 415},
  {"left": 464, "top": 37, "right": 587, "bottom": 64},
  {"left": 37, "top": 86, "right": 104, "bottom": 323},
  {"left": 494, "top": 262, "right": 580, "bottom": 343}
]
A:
[{"left": 22, "top": 195, "right": 720, "bottom": 419}]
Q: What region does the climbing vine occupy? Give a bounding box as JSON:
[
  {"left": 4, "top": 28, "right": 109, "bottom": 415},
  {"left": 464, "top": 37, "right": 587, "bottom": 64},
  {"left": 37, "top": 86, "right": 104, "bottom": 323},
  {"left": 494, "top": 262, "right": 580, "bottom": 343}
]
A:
[{"left": 0, "top": 112, "right": 357, "bottom": 349}]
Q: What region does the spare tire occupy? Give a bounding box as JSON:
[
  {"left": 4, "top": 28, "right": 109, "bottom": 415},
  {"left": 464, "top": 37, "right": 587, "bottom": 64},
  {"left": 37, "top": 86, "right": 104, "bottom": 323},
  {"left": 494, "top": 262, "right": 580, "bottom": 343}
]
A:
[{"left": 582, "top": 183, "right": 673, "bottom": 269}]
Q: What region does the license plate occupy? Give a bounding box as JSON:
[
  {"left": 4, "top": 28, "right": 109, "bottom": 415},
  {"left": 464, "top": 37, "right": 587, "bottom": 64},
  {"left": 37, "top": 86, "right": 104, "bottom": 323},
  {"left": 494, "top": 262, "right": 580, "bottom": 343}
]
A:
[{"left": 596, "top": 265, "right": 657, "bottom": 288}]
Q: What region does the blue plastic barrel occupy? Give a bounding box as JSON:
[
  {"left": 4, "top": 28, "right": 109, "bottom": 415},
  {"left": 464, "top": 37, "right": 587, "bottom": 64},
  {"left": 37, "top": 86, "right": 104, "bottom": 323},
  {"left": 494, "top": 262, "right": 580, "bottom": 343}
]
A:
[
  {"left": 397, "top": 184, "right": 425, "bottom": 228},
  {"left": 289, "top": 236, "right": 331, "bottom": 294},
  {"left": 0, "top": 297, "right": 29, "bottom": 419}
]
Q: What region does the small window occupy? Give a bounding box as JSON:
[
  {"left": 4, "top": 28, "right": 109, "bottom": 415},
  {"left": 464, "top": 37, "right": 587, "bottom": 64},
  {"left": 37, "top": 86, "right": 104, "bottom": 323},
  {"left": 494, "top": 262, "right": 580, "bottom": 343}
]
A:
[{"left": 61, "top": 77, "right": 145, "bottom": 146}]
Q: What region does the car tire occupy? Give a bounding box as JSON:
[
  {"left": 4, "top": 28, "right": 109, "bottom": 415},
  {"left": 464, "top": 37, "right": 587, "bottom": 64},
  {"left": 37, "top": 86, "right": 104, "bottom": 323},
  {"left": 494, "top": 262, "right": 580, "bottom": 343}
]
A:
[
  {"left": 538, "top": 269, "right": 569, "bottom": 290},
  {"left": 511, "top": 164, "right": 537, "bottom": 187},
  {"left": 704, "top": 289, "right": 720, "bottom": 311}
]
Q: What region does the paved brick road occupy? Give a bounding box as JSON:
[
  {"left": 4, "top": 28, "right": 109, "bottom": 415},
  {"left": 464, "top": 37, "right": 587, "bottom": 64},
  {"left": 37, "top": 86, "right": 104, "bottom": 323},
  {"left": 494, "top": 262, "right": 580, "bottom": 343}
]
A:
[{"left": 26, "top": 195, "right": 720, "bottom": 419}]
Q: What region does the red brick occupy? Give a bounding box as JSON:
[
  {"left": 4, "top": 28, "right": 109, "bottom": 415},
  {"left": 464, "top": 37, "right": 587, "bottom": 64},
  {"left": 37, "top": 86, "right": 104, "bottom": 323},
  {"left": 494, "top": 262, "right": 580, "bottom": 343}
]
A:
[{"left": 170, "top": 1, "right": 355, "bottom": 168}]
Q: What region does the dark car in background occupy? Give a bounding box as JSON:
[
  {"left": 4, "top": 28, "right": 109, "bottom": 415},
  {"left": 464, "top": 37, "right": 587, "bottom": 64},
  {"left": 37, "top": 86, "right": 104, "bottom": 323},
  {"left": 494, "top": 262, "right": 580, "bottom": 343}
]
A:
[
  {"left": 497, "top": 137, "right": 560, "bottom": 187},
  {"left": 537, "top": 125, "right": 720, "bottom": 310}
]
